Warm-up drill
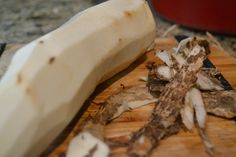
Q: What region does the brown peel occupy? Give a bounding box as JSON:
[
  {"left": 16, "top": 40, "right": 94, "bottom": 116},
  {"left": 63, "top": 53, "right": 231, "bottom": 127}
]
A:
[{"left": 128, "top": 42, "right": 206, "bottom": 157}]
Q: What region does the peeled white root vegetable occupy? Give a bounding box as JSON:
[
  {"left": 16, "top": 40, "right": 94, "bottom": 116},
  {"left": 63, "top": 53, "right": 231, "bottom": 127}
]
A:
[{"left": 0, "top": 0, "right": 156, "bottom": 156}]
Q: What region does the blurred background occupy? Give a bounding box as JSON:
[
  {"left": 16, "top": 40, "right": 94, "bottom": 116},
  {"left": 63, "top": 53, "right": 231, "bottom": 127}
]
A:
[{"left": 0, "top": 0, "right": 235, "bottom": 56}]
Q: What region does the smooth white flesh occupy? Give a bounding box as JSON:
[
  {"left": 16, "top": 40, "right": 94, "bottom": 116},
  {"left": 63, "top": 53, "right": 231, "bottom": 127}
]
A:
[
  {"left": 156, "top": 65, "right": 173, "bottom": 80},
  {"left": 66, "top": 132, "right": 109, "bottom": 157},
  {"left": 181, "top": 88, "right": 207, "bottom": 130},
  {"left": 181, "top": 91, "right": 194, "bottom": 130},
  {"left": 196, "top": 72, "right": 223, "bottom": 91},
  {"left": 155, "top": 51, "right": 173, "bottom": 67},
  {"left": 0, "top": 0, "right": 156, "bottom": 156},
  {"left": 189, "top": 88, "right": 207, "bottom": 129},
  {"left": 188, "top": 88, "right": 213, "bottom": 154},
  {"left": 174, "top": 37, "right": 193, "bottom": 54}
]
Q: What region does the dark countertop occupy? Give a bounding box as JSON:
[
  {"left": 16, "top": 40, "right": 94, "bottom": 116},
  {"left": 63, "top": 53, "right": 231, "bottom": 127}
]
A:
[{"left": 0, "top": 0, "right": 235, "bottom": 57}]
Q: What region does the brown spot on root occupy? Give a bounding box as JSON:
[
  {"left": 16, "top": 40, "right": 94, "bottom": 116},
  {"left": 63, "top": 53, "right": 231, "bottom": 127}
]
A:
[
  {"left": 48, "top": 57, "right": 55, "bottom": 64},
  {"left": 39, "top": 40, "right": 44, "bottom": 44},
  {"left": 120, "top": 84, "right": 125, "bottom": 89},
  {"left": 17, "top": 74, "right": 22, "bottom": 84},
  {"left": 118, "top": 38, "right": 122, "bottom": 43},
  {"left": 124, "top": 11, "right": 133, "bottom": 18},
  {"left": 83, "top": 144, "right": 98, "bottom": 157},
  {"left": 25, "top": 87, "right": 32, "bottom": 95}
]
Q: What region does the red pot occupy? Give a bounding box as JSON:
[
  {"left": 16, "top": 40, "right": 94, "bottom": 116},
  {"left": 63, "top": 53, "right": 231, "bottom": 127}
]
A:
[{"left": 152, "top": 0, "right": 236, "bottom": 35}]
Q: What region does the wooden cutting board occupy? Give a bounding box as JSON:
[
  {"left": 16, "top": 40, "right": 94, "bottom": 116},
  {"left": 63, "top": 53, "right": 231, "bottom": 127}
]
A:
[
  {"left": 45, "top": 37, "right": 236, "bottom": 157},
  {"left": 2, "top": 37, "right": 236, "bottom": 157}
]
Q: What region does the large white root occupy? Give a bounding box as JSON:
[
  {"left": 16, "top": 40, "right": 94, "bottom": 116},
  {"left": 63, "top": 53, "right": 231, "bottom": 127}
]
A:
[{"left": 0, "top": 0, "right": 156, "bottom": 156}]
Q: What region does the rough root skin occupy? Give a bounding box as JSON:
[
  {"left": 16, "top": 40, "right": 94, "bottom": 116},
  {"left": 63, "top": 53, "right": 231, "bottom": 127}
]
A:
[
  {"left": 76, "top": 85, "right": 157, "bottom": 149},
  {"left": 202, "top": 90, "right": 236, "bottom": 118},
  {"left": 128, "top": 43, "right": 206, "bottom": 157}
]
